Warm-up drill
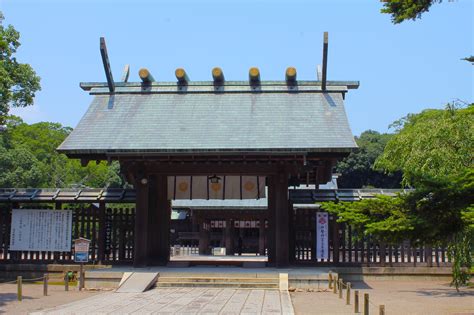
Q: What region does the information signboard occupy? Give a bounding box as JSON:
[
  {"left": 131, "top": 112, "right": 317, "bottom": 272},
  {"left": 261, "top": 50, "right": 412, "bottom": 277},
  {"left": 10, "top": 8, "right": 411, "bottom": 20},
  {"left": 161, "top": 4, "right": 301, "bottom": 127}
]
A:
[
  {"left": 316, "top": 212, "right": 329, "bottom": 260},
  {"left": 74, "top": 238, "right": 90, "bottom": 263},
  {"left": 10, "top": 209, "right": 72, "bottom": 252}
]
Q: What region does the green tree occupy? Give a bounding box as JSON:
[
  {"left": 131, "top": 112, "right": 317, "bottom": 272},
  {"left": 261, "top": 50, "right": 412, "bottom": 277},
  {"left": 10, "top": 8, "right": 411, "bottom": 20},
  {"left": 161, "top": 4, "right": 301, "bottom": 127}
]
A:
[
  {"left": 336, "top": 130, "right": 402, "bottom": 188},
  {"left": 381, "top": 0, "right": 444, "bottom": 24},
  {"left": 0, "top": 12, "right": 41, "bottom": 125},
  {"left": 323, "top": 169, "right": 474, "bottom": 291},
  {"left": 375, "top": 104, "right": 474, "bottom": 186},
  {"left": 0, "top": 116, "right": 124, "bottom": 188}
]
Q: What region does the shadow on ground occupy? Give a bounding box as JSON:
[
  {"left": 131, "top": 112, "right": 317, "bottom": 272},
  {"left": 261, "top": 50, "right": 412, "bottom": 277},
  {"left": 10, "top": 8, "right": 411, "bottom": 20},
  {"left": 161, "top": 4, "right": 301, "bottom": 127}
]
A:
[
  {"left": 0, "top": 293, "right": 34, "bottom": 313},
  {"left": 400, "top": 286, "right": 474, "bottom": 298}
]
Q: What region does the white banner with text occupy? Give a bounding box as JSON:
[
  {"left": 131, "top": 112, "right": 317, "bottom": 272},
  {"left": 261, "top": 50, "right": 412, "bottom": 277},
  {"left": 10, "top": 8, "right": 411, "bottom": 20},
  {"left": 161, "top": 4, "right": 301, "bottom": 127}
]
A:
[
  {"left": 10, "top": 209, "right": 72, "bottom": 252},
  {"left": 316, "top": 212, "right": 329, "bottom": 260}
]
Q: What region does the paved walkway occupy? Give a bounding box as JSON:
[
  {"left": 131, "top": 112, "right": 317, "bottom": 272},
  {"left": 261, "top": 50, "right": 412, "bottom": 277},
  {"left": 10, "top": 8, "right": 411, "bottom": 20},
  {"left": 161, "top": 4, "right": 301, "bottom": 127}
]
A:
[{"left": 32, "top": 288, "right": 294, "bottom": 315}]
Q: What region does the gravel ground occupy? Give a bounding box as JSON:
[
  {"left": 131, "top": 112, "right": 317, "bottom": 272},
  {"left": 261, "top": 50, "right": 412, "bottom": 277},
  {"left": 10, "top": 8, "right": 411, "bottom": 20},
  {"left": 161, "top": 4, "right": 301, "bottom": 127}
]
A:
[
  {"left": 0, "top": 283, "right": 100, "bottom": 315},
  {"left": 291, "top": 280, "right": 474, "bottom": 315}
]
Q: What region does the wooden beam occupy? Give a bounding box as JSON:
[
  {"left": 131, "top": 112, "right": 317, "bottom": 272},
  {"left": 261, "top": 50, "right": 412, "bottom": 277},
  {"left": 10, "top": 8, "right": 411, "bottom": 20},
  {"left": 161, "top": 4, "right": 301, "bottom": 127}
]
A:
[
  {"left": 126, "top": 162, "right": 295, "bottom": 176},
  {"left": 285, "top": 67, "right": 297, "bottom": 84},
  {"left": 175, "top": 68, "right": 189, "bottom": 84},
  {"left": 99, "top": 37, "right": 115, "bottom": 92},
  {"left": 121, "top": 65, "right": 130, "bottom": 82},
  {"left": 212, "top": 67, "right": 225, "bottom": 83},
  {"left": 249, "top": 67, "right": 260, "bottom": 84},
  {"left": 139, "top": 68, "right": 155, "bottom": 83},
  {"left": 317, "top": 65, "right": 322, "bottom": 81},
  {"left": 321, "top": 32, "right": 328, "bottom": 91}
]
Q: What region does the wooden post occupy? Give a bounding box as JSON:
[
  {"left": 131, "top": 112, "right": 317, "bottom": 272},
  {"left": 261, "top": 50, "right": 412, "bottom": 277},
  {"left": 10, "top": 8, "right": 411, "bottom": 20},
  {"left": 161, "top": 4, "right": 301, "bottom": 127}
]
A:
[
  {"left": 64, "top": 273, "right": 69, "bottom": 291},
  {"left": 380, "top": 242, "right": 386, "bottom": 267},
  {"left": 199, "top": 220, "right": 210, "bottom": 255},
  {"left": 426, "top": 245, "right": 433, "bottom": 267},
  {"left": 364, "top": 293, "right": 369, "bottom": 315},
  {"left": 354, "top": 290, "right": 359, "bottom": 313},
  {"left": 333, "top": 220, "right": 340, "bottom": 264},
  {"left": 79, "top": 264, "right": 84, "bottom": 291},
  {"left": 339, "top": 279, "right": 343, "bottom": 299},
  {"left": 328, "top": 273, "right": 333, "bottom": 289},
  {"left": 148, "top": 175, "right": 171, "bottom": 265},
  {"left": 258, "top": 217, "right": 265, "bottom": 256},
  {"left": 379, "top": 305, "right": 385, "bottom": 315},
  {"left": 288, "top": 202, "right": 295, "bottom": 262},
  {"left": 97, "top": 202, "right": 106, "bottom": 264},
  {"left": 346, "top": 282, "right": 351, "bottom": 305},
  {"left": 134, "top": 172, "right": 150, "bottom": 267},
  {"left": 267, "top": 175, "right": 276, "bottom": 266},
  {"left": 333, "top": 278, "right": 337, "bottom": 294},
  {"left": 17, "top": 276, "right": 22, "bottom": 301},
  {"left": 226, "top": 218, "right": 234, "bottom": 255},
  {"left": 274, "top": 170, "right": 289, "bottom": 267},
  {"left": 43, "top": 274, "right": 48, "bottom": 296}
]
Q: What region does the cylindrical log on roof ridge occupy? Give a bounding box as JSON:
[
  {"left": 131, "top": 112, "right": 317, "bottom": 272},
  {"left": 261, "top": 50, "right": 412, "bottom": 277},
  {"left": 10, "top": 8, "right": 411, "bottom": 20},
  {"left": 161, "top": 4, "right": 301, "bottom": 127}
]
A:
[
  {"left": 139, "top": 68, "right": 155, "bottom": 83},
  {"left": 249, "top": 67, "right": 260, "bottom": 83},
  {"left": 212, "top": 67, "right": 225, "bottom": 83},
  {"left": 175, "top": 68, "right": 189, "bottom": 83},
  {"left": 285, "top": 67, "right": 297, "bottom": 82}
]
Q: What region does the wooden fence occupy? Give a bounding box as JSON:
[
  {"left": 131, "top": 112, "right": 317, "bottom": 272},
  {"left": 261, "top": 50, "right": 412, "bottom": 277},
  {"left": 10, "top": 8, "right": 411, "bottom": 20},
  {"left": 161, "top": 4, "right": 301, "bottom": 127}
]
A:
[
  {"left": 0, "top": 205, "right": 135, "bottom": 265},
  {"left": 0, "top": 205, "right": 450, "bottom": 266},
  {"left": 293, "top": 208, "right": 451, "bottom": 266}
]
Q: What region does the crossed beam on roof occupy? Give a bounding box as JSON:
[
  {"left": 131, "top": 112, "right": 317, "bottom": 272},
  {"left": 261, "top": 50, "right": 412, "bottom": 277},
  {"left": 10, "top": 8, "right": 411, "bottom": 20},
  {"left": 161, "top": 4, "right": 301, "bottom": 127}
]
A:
[{"left": 99, "top": 32, "right": 330, "bottom": 93}]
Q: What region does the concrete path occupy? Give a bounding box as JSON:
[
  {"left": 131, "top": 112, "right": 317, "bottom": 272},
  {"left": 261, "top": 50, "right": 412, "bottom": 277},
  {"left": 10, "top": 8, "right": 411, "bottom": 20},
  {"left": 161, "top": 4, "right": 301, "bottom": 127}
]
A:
[{"left": 32, "top": 288, "right": 294, "bottom": 315}]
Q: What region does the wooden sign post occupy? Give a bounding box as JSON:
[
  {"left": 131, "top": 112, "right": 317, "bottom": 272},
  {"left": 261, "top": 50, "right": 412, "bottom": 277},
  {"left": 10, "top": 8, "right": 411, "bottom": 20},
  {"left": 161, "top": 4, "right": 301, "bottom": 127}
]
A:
[{"left": 74, "top": 238, "right": 91, "bottom": 291}]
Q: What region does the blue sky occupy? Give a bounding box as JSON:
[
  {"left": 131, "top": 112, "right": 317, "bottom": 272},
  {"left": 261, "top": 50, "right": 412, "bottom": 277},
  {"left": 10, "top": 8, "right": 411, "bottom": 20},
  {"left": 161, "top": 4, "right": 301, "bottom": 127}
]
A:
[{"left": 1, "top": 0, "right": 473, "bottom": 136}]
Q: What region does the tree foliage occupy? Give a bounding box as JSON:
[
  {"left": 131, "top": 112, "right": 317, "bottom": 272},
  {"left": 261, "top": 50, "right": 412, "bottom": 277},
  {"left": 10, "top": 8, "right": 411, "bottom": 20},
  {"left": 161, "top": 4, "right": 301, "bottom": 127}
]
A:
[
  {"left": 0, "top": 116, "right": 124, "bottom": 188},
  {"left": 336, "top": 130, "right": 402, "bottom": 188},
  {"left": 381, "top": 0, "right": 444, "bottom": 23},
  {"left": 325, "top": 104, "right": 474, "bottom": 290},
  {"left": 0, "top": 12, "right": 41, "bottom": 125},
  {"left": 375, "top": 104, "right": 474, "bottom": 186}
]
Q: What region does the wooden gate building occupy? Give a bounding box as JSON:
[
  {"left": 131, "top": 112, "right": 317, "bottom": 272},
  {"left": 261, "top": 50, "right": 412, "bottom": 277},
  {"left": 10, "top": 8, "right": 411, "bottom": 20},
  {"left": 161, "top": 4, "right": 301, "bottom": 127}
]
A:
[{"left": 56, "top": 36, "right": 361, "bottom": 267}]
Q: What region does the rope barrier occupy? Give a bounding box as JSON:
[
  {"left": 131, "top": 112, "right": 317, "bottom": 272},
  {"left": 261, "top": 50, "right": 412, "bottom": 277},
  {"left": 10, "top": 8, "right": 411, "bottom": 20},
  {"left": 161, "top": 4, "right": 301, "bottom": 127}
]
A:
[
  {"left": 21, "top": 276, "right": 46, "bottom": 282},
  {"left": 0, "top": 275, "right": 46, "bottom": 285}
]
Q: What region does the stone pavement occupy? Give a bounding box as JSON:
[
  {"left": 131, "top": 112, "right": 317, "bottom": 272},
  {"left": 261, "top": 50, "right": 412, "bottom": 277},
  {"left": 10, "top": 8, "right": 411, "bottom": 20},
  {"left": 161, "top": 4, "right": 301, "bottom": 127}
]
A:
[{"left": 32, "top": 287, "right": 294, "bottom": 315}]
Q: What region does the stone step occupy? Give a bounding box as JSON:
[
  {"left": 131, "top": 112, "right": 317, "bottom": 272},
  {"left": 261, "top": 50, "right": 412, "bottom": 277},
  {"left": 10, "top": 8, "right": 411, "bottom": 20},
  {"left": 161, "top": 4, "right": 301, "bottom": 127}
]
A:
[
  {"left": 157, "top": 276, "right": 279, "bottom": 283},
  {"left": 155, "top": 281, "right": 279, "bottom": 289}
]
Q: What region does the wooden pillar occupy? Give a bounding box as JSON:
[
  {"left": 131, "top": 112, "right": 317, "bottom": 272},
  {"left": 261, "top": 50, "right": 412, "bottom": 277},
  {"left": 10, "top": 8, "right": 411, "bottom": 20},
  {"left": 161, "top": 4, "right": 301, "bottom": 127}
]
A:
[
  {"left": 288, "top": 202, "right": 295, "bottom": 263},
  {"left": 133, "top": 176, "right": 150, "bottom": 267},
  {"left": 259, "top": 217, "right": 266, "bottom": 256},
  {"left": 267, "top": 176, "right": 276, "bottom": 266},
  {"left": 333, "top": 220, "right": 340, "bottom": 264},
  {"left": 225, "top": 218, "right": 234, "bottom": 255},
  {"left": 148, "top": 175, "right": 170, "bottom": 265},
  {"left": 199, "top": 220, "right": 210, "bottom": 255},
  {"left": 97, "top": 202, "right": 106, "bottom": 264},
  {"left": 274, "top": 171, "right": 289, "bottom": 267},
  {"left": 380, "top": 242, "right": 386, "bottom": 267}
]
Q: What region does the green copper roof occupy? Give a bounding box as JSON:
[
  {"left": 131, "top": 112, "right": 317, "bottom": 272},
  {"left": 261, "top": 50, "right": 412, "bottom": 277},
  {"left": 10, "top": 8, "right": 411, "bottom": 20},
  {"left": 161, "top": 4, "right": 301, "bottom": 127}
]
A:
[{"left": 58, "top": 81, "right": 357, "bottom": 155}]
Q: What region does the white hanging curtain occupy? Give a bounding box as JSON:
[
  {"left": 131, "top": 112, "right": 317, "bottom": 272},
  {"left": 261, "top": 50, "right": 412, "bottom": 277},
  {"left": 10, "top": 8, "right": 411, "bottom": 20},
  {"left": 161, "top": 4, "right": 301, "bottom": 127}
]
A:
[{"left": 167, "top": 176, "right": 266, "bottom": 200}]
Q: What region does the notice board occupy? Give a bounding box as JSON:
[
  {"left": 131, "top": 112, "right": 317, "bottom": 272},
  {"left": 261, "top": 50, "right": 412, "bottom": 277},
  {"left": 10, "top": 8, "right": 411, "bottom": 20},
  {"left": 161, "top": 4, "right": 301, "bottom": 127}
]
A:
[{"left": 10, "top": 209, "right": 73, "bottom": 252}]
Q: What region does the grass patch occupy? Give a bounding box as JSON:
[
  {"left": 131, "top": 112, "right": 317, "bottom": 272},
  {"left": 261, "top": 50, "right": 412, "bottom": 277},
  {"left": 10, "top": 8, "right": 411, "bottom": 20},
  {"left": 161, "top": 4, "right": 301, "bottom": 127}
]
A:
[{"left": 31, "top": 281, "right": 78, "bottom": 286}]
